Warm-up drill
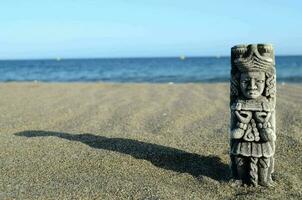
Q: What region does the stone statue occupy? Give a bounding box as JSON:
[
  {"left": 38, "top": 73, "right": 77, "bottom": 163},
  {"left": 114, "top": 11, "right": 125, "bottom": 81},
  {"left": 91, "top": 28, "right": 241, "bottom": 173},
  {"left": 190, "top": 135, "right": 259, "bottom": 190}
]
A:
[{"left": 230, "top": 44, "right": 276, "bottom": 187}]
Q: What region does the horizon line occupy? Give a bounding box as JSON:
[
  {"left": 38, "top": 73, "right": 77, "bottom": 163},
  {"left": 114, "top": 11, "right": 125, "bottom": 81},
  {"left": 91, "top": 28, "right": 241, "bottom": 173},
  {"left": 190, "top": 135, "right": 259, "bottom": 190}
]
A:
[{"left": 1, "top": 54, "right": 302, "bottom": 61}]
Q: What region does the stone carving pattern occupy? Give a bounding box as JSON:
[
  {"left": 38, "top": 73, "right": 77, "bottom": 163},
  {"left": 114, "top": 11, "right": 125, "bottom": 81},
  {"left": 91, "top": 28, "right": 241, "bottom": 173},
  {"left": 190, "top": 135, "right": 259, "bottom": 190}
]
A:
[{"left": 230, "top": 44, "right": 276, "bottom": 187}]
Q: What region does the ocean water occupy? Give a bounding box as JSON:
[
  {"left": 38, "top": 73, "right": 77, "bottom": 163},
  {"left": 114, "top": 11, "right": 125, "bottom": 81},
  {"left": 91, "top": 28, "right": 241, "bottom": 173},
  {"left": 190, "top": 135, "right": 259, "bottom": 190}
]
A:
[{"left": 0, "top": 56, "right": 301, "bottom": 83}]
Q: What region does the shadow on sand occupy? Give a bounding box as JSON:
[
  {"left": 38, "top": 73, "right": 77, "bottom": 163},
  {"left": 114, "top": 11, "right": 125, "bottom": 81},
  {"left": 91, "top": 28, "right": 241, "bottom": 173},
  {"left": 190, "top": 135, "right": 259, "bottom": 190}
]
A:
[{"left": 15, "top": 130, "right": 229, "bottom": 182}]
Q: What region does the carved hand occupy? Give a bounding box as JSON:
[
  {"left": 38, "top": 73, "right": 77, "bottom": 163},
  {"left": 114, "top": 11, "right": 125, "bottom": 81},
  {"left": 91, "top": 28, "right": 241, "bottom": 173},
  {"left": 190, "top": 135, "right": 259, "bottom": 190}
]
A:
[
  {"left": 254, "top": 112, "right": 271, "bottom": 123},
  {"left": 231, "top": 111, "right": 252, "bottom": 139},
  {"left": 235, "top": 110, "right": 252, "bottom": 124},
  {"left": 254, "top": 112, "right": 274, "bottom": 141}
]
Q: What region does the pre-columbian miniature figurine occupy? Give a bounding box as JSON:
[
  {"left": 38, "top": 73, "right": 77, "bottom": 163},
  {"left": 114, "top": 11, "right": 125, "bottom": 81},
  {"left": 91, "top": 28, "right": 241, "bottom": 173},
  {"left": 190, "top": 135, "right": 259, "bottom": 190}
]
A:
[{"left": 230, "top": 44, "right": 276, "bottom": 187}]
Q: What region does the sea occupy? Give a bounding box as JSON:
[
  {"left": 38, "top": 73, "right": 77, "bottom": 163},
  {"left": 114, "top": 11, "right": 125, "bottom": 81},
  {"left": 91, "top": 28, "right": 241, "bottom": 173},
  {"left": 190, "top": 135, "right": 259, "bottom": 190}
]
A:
[{"left": 0, "top": 56, "right": 301, "bottom": 83}]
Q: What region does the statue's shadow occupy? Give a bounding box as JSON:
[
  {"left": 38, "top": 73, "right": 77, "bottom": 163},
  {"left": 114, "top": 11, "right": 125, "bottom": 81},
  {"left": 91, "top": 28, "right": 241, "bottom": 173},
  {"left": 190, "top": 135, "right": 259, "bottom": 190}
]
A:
[{"left": 15, "top": 130, "right": 229, "bottom": 182}]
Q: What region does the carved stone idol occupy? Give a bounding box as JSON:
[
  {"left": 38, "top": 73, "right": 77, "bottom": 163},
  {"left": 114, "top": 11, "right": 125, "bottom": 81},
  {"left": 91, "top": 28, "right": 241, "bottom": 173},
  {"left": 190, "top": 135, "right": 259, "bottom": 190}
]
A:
[{"left": 230, "top": 44, "right": 276, "bottom": 187}]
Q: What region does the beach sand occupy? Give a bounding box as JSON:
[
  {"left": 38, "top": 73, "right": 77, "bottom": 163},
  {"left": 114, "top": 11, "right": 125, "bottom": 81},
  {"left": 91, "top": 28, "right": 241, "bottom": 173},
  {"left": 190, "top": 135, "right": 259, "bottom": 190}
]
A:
[{"left": 0, "top": 83, "right": 301, "bottom": 199}]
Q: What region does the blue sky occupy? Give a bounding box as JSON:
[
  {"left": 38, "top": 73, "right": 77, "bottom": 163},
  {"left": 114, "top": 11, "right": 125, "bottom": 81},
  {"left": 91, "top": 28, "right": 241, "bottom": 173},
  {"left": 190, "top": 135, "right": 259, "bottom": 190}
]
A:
[{"left": 0, "top": 0, "right": 302, "bottom": 59}]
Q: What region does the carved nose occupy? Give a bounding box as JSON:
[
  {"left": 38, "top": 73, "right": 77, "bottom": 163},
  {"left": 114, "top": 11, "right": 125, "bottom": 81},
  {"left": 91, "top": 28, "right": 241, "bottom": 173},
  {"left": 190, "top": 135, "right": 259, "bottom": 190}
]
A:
[{"left": 248, "top": 79, "right": 257, "bottom": 89}]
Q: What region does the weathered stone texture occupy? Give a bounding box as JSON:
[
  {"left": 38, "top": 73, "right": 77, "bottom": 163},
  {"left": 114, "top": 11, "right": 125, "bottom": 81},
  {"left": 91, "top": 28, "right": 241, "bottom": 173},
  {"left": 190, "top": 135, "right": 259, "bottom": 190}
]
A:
[{"left": 230, "top": 44, "right": 276, "bottom": 186}]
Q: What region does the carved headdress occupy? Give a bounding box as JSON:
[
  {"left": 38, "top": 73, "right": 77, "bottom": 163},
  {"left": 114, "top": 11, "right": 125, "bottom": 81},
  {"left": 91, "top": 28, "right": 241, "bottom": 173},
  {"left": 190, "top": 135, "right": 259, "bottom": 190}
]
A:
[
  {"left": 231, "top": 44, "right": 275, "bottom": 74},
  {"left": 230, "top": 44, "right": 276, "bottom": 104}
]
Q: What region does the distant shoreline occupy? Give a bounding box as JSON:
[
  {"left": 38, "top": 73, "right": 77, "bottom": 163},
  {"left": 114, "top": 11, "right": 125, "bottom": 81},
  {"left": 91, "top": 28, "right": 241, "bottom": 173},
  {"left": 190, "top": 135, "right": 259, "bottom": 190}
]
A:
[{"left": 0, "top": 81, "right": 301, "bottom": 85}]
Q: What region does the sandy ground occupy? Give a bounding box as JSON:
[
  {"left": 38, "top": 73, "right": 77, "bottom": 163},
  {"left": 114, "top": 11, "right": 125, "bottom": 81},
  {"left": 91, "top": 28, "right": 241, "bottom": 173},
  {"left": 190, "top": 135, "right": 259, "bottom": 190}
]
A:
[{"left": 0, "top": 83, "right": 301, "bottom": 199}]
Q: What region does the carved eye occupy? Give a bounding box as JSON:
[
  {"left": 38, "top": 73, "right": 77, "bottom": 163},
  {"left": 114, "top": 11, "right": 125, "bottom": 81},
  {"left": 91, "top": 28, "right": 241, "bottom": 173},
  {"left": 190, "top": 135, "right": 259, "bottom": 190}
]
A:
[
  {"left": 241, "top": 79, "right": 249, "bottom": 83},
  {"left": 257, "top": 80, "right": 264, "bottom": 83}
]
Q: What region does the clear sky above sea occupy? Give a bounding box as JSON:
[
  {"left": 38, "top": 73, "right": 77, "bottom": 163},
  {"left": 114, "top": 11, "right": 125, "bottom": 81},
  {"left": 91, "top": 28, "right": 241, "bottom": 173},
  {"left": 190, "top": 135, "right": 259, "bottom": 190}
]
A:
[{"left": 0, "top": 0, "right": 302, "bottom": 59}]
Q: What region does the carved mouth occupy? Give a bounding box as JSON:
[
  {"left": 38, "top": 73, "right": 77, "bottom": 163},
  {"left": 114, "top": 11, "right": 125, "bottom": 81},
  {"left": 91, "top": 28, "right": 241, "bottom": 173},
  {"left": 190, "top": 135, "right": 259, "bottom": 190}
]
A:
[{"left": 247, "top": 90, "right": 259, "bottom": 96}]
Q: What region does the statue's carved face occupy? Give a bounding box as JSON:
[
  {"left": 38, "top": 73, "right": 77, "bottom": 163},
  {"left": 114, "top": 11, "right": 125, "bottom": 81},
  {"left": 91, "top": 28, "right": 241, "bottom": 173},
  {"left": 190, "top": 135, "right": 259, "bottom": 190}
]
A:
[{"left": 240, "top": 71, "right": 265, "bottom": 99}]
